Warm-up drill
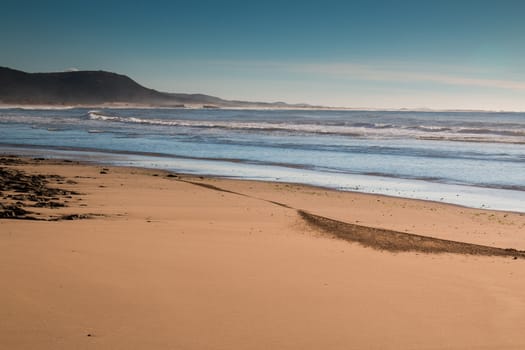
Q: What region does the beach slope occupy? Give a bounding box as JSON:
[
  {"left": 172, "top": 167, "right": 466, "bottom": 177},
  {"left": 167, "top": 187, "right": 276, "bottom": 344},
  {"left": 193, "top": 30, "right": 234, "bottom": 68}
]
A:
[{"left": 1, "top": 157, "right": 525, "bottom": 349}]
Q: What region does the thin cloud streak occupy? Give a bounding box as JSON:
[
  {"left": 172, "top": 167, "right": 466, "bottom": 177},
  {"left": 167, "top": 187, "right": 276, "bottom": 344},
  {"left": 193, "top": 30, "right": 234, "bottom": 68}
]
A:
[
  {"left": 210, "top": 60, "right": 525, "bottom": 91},
  {"left": 296, "top": 63, "right": 525, "bottom": 90}
]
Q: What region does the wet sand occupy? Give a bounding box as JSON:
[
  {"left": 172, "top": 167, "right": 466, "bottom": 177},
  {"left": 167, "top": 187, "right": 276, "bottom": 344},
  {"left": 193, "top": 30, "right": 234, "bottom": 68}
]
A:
[{"left": 1, "top": 156, "right": 525, "bottom": 349}]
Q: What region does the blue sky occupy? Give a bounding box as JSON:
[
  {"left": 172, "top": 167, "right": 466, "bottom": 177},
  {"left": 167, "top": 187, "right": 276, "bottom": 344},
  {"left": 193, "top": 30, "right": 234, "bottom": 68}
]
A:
[{"left": 1, "top": 0, "right": 525, "bottom": 110}]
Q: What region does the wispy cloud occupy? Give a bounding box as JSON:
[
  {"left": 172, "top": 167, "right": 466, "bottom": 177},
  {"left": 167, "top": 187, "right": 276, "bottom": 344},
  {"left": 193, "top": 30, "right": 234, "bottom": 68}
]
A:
[
  {"left": 209, "top": 60, "right": 525, "bottom": 91},
  {"left": 296, "top": 63, "right": 525, "bottom": 90}
]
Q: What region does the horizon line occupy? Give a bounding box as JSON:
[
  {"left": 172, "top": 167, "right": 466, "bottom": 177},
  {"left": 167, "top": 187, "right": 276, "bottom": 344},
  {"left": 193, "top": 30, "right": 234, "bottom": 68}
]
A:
[{"left": 2, "top": 65, "right": 525, "bottom": 113}]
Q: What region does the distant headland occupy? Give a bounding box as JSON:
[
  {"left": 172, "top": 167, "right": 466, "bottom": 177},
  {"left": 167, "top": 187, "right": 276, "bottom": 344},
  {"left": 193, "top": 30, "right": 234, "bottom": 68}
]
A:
[{"left": 0, "top": 67, "right": 318, "bottom": 109}]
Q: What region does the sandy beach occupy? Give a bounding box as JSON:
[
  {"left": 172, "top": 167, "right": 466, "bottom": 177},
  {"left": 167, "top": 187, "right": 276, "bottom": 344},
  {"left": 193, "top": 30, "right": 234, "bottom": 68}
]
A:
[{"left": 1, "top": 155, "right": 525, "bottom": 349}]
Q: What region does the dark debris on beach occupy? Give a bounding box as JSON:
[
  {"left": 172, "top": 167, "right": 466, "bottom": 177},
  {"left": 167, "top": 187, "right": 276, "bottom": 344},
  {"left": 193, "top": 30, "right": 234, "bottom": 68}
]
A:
[
  {"left": 0, "top": 156, "right": 88, "bottom": 221},
  {"left": 299, "top": 210, "right": 525, "bottom": 259}
]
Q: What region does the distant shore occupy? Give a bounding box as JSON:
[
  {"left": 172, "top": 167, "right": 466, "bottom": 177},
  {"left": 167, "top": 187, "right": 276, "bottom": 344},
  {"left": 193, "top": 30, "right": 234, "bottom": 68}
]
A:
[
  {"left": 0, "top": 103, "right": 336, "bottom": 111},
  {"left": 1, "top": 102, "right": 523, "bottom": 113}
]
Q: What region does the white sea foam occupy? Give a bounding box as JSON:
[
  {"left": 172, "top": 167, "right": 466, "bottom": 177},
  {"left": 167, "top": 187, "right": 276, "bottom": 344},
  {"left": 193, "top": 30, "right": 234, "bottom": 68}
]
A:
[{"left": 86, "top": 111, "right": 525, "bottom": 144}]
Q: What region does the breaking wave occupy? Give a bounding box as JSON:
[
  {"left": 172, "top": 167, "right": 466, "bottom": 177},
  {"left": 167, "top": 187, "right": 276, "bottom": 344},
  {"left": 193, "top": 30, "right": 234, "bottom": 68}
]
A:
[{"left": 86, "top": 110, "right": 525, "bottom": 143}]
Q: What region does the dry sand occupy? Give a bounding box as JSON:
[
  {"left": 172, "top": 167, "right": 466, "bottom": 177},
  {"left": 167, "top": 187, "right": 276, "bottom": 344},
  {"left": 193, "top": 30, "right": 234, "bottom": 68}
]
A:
[{"left": 1, "top": 156, "right": 525, "bottom": 349}]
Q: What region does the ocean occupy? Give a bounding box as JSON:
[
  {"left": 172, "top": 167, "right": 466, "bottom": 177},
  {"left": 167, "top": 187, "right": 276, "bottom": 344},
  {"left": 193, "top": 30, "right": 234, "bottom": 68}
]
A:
[{"left": 1, "top": 107, "right": 525, "bottom": 212}]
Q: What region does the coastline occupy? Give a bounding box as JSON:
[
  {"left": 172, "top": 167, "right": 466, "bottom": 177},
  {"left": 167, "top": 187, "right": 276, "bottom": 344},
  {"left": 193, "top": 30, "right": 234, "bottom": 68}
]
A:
[
  {"left": 2, "top": 155, "right": 525, "bottom": 349},
  {"left": 2, "top": 143, "right": 525, "bottom": 213},
  {"left": 2, "top": 103, "right": 525, "bottom": 113}
]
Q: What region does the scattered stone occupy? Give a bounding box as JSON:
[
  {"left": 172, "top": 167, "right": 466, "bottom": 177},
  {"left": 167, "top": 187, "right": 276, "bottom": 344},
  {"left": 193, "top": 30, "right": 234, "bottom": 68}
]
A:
[
  {"left": 11, "top": 194, "right": 27, "bottom": 201},
  {"left": 0, "top": 163, "right": 87, "bottom": 221},
  {"left": 34, "top": 201, "right": 65, "bottom": 208},
  {"left": 60, "top": 214, "right": 91, "bottom": 220},
  {"left": 0, "top": 156, "right": 26, "bottom": 165},
  {"left": 0, "top": 204, "right": 31, "bottom": 218}
]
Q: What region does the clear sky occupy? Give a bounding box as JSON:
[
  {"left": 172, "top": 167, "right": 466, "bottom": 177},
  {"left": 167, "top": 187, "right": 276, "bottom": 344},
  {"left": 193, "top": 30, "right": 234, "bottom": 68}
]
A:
[{"left": 1, "top": 0, "right": 525, "bottom": 110}]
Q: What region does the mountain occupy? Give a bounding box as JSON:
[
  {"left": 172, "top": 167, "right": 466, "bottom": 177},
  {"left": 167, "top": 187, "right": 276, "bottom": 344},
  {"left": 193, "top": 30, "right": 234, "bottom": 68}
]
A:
[{"left": 0, "top": 67, "right": 314, "bottom": 108}]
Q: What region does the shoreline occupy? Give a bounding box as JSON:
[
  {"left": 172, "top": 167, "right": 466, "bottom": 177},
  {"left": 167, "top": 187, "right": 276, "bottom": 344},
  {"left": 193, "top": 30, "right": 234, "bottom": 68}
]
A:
[
  {"left": 2, "top": 154, "right": 525, "bottom": 249},
  {"left": 2, "top": 144, "right": 525, "bottom": 213},
  {"left": 2, "top": 155, "right": 525, "bottom": 349}
]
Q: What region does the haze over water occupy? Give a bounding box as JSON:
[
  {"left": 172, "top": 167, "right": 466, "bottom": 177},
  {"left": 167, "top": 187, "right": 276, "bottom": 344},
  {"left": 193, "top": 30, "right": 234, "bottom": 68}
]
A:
[{"left": 1, "top": 107, "right": 525, "bottom": 212}]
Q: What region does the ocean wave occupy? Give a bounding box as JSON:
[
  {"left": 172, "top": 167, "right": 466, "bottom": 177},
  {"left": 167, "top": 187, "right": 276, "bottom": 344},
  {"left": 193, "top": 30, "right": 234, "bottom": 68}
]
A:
[
  {"left": 457, "top": 128, "right": 525, "bottom": 137},
  {"left": 87, "top": 111, "right": 366, "bottom": 135},
  {"left": 410, "top": 125, "right": 453, "bottom": 132},
  {"left": 86, "top": 111, "right": 525, "bottom": 143}
]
